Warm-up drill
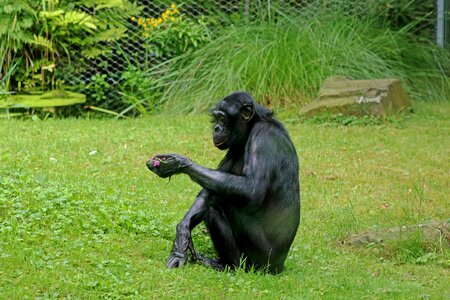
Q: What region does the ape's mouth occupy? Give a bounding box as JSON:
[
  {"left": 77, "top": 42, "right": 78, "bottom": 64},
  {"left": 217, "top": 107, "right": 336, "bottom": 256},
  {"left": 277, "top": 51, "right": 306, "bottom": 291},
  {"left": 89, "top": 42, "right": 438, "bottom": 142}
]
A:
[{"left": 213, "top": 139, "right": 227, "bottom": 147}]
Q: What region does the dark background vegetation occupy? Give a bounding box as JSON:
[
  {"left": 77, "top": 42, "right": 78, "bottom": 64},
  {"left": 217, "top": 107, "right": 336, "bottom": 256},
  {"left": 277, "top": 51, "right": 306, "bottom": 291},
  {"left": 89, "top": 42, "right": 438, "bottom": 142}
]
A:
[{"left": 0, "top": 0, "right": 448, "bottom": 117}]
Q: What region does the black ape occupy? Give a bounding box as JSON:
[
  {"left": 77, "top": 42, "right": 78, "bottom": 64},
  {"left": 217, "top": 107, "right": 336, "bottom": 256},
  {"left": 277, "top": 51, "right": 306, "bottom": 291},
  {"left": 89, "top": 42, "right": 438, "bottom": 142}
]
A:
[{"left": 147, "top": 92, "right": 300, "bottom": 274}]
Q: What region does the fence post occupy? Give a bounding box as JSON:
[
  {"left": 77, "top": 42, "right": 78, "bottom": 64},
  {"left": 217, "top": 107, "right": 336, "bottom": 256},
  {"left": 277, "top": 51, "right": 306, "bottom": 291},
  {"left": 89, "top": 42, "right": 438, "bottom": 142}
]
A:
[{"left": 437, "top": 0, "right": 449, "bottom": 48}]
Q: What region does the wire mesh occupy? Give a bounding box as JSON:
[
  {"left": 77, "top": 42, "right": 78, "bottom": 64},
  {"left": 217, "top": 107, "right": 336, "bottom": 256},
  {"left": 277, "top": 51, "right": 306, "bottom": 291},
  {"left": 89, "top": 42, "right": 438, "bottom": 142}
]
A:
[
  {"left": 61, "top": 1, "right": 322, "bottom": 109},
  {"left": 62, "top": 0, "right": 437, "bottom": 112}
]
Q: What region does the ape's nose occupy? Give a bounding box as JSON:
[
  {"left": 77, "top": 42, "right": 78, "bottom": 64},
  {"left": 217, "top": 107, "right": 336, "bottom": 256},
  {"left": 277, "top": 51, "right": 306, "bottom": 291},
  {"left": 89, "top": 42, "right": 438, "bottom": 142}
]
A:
[{"left": 214, "top": 124, "right": 221, "bottom": 133}]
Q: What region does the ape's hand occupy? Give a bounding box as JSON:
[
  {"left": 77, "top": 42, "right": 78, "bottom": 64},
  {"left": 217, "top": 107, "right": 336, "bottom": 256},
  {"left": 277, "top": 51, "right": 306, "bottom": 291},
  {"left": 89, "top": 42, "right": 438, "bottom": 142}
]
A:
[{"left": 146, "top": 154, "right": 193, "bottom": 178}]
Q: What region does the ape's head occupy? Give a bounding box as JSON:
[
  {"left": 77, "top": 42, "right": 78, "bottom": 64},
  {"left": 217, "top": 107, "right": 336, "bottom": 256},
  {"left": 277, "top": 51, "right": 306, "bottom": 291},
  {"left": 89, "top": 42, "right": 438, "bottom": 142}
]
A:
[{"left": 210, "top": 92, "right": 255, "bottom": 150}]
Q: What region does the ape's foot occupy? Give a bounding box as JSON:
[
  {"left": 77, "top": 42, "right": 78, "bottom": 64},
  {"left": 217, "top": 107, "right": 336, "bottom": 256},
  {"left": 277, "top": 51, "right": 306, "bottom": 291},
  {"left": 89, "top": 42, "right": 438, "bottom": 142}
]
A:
[{"left": 196, "top": 253, "right": 225, "bottom": 271}]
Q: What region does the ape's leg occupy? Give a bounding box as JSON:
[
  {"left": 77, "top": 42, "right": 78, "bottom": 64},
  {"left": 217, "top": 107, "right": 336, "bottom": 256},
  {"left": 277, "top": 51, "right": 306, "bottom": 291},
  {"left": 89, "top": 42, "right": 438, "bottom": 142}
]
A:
[
  {"left": 167, "top": 190, "right": 241, "bottom": 271},
  {"left": 167, "top": 190, "right": 208, "bottom": 268},
  {"left": 204, "top": 205, "right": 241, "bottom": 269}
]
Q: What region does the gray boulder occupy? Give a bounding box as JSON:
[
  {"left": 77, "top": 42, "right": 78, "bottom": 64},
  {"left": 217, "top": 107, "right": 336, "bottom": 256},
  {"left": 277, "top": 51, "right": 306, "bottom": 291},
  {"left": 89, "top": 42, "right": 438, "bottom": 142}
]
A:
[
  {"left": 342, "top": 220, "right": 450, "bottom": 248},
  {"left": 300, "top": 76, "right": 412, "bottom": 117}
]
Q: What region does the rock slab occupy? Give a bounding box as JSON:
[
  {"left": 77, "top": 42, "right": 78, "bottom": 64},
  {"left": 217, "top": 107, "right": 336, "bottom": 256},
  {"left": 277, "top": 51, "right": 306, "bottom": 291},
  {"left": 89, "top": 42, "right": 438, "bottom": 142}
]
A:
[
  {"left": 342, "top": 220, "right": 450, "bottom": 248},
  {"left": 300, "top": 76, "right": 412, "bottom": 117}
]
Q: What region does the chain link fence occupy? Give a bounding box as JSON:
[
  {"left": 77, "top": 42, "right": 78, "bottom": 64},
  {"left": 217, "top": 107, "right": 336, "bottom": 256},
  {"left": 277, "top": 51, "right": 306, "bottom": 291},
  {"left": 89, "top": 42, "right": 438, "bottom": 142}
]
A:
[
  {"left": 66, "top": 1, "right": 311, "bottom": 111},
  {"left": 61, "top": 0, "right": 438, "bottom": 112}
]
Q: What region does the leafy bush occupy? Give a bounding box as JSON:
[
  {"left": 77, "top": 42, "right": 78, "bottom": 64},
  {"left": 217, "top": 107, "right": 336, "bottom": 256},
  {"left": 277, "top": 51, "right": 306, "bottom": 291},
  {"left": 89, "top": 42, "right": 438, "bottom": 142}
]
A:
[
  {"left": 85, "top": 74, "right": 111, "bottom": 104},
  {"left": 131, "top": 4, "right": 211, "bottom": 59},
  {"left": 118, "top": 66, "right": 161, "bottom": 115},
  {"left": 0, "top": 0, "right": 140, "bottom": 94}
]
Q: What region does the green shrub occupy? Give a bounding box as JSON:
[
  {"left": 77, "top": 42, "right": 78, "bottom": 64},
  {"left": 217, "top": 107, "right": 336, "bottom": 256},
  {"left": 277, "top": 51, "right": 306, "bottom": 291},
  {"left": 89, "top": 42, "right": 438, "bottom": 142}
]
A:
[
  {"left": 0, "top": 0, "right": 140, "bottom": 94},
  {"left": 118, "top": 66, "right": 162, "bottom": 116},
  {"left": 85, "top": 74, "right": 111, "bottom": 104},
  {"left": 131, "top": 4, "right": 211, "bottom": 60}
]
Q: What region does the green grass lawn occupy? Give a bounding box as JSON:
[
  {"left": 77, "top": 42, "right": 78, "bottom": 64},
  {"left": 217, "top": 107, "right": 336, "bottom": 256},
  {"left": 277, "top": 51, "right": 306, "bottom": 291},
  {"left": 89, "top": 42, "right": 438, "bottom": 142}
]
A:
[{"left": 0, "top": 102, "right": 449, "bottom": 299}]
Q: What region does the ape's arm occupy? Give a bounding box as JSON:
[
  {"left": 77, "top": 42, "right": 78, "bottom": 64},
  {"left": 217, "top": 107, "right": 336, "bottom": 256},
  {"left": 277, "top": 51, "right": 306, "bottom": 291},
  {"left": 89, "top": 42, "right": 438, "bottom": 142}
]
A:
[
  {"left": 148, "top": 145, "right": 272, "bottom": 205},
  {"left": 184, "top": 163, "right": 267, "bottom": 202}
]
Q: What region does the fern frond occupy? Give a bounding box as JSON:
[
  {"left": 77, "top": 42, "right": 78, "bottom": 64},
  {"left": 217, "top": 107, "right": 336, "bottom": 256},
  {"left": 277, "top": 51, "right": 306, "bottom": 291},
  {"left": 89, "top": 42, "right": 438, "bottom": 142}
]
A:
[
  {"left": 63, "top": 11, "right": 97, "bottom": 30},
  {"left": 81, "top": 47, "right": 112, "bottom": 59},
  {"left": 39, "top": 9, "right": 65, "bottom": 19},
  {"left": 32, "top": 35, "right": 54, "bottom": 51},
  {"left": 95, "top": 0, "right": 128, "bottom": 10},
  {"left": 91, "top": 27, "right": 127, "bottom": 42}
]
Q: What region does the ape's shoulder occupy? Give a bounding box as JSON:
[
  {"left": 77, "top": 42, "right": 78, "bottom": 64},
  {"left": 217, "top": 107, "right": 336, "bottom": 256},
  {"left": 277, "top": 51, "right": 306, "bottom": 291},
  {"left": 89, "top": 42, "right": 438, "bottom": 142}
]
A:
[
  {"left": 251, "top": 119, "right": 290, "bottom": 139},
  {"left": 249, "top": 119, "right": 296, "bottom": 157}
]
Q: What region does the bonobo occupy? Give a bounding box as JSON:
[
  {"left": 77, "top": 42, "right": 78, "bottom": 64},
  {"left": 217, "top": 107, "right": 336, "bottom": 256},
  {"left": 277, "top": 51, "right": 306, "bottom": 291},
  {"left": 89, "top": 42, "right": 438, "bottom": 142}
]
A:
[{"left": 147, "top": 91, "right": 300, "bottom": 274}]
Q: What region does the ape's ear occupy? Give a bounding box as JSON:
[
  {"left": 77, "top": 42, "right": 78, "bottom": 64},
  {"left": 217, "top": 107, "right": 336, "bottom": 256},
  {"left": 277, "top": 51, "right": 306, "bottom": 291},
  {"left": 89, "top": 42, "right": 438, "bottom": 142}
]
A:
[{"left": 241, "top": 103, "right": 255, "bottom": 122}]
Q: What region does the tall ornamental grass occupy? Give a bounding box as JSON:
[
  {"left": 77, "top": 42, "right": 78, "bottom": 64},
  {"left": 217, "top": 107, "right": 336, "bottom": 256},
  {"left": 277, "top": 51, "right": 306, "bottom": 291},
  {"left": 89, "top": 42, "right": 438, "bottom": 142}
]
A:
[{"left": 152, "top": 10, "right": 450, "bottom": 113}]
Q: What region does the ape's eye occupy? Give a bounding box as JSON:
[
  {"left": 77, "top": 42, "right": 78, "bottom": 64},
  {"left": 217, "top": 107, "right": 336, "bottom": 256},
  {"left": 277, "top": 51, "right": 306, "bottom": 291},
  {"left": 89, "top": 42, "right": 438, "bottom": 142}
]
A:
[{"left": 211, "top": 111, "right": 226, "bottom": 124}]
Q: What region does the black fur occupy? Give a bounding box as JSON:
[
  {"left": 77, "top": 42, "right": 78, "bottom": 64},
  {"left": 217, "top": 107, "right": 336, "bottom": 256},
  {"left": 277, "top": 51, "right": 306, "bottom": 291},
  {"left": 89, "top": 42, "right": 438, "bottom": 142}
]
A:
[{"left": 147, "top": 91, "right": 300, "bottom": 274}]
